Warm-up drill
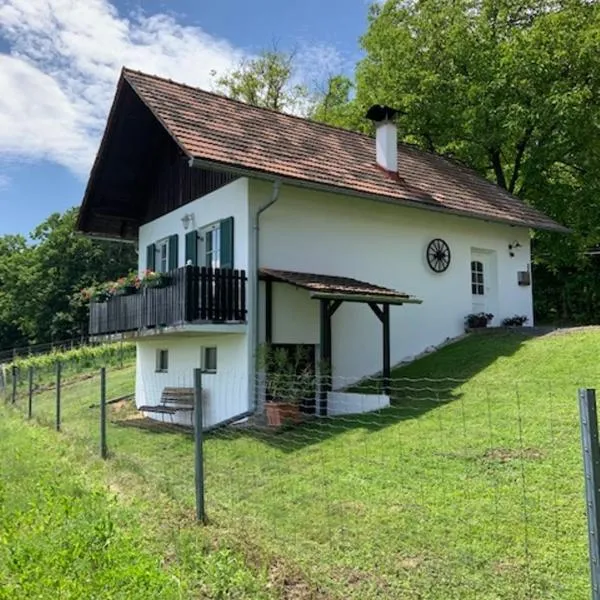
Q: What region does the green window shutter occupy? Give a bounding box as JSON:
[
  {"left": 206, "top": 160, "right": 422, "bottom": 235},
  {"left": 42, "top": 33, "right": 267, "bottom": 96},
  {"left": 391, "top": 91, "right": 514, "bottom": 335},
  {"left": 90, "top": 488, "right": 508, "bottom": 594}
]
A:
[
  {"left": 168, "top": 234, "right": 179, "bottom": 270},
  {"left": 185, "top": 231, "right": 198, "bottom": 266},
  {"left": 220, "top": 217, "right": 234, "bottom": 269},
  {"left": 146, "top": 244, "right": 156, "bottom": 271}
]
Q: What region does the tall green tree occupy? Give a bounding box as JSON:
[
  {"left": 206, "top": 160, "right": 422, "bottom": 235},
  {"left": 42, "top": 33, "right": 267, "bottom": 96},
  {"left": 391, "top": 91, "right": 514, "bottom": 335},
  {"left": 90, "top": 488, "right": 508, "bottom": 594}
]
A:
[
  {"left": 311, "top": 75, "right": 360, "bottom": 128},
  {"left": 0, "top": 208, "right": 136, "bottom": 348},
  {"left": 326, "top": 0, "right": 600, "bottom": 323},
  {"left": 213, "top": 49, "right": 310, "bottom": 114}
]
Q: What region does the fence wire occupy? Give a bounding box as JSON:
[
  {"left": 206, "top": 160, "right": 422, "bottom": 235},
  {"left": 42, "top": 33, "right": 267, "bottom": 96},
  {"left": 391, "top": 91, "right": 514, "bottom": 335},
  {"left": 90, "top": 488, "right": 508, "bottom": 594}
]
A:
[{"left": 0, "top": 359, "right": 591, "bottom": 599}]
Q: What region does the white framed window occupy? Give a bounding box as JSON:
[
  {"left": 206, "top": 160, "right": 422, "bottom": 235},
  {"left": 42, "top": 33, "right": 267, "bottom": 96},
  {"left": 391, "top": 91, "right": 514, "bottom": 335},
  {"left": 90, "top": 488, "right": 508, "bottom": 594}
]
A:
[
  {"left": 157, "top": 239, "right": 169, "bottom": 273},
  {"left": 155, "top": 349, "right": 169, "bottom": 373},
  {"left": 471, "top": 261, "right": 484, "bottom": 295},
  {"left": 202, "top": 347, "right": 217, "bottom": 373},
  {"left": 199, "top": 223, "right": 221, "bottom": 269}
]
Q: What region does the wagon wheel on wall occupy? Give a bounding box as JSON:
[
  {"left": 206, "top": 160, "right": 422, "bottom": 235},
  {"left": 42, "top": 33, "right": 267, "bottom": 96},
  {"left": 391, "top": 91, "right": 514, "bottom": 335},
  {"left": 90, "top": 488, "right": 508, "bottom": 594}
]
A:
[{"left": 426, "top": 239, "right": 451, "bottom": 273}]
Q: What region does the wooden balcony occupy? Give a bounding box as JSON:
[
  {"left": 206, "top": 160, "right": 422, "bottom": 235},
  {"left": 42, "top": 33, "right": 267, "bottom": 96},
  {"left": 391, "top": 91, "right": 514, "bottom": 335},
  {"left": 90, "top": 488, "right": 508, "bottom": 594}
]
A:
[{"left": 89, "top": 266, "right": 247, "bottom": 335}]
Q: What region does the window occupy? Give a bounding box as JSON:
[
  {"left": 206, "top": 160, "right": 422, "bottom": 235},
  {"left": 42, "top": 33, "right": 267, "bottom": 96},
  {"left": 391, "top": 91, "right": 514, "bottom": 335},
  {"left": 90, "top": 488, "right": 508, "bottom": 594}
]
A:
[
  {"left": 202, "top": 347, "right": 217, "bottom": 373},
  {"left": 157, "top": 239, "right": 169, "bottom": 273},
  {"left": 155, "top": 349, "right": 169, "bottom": 373},
  {"left": 199, "top": 224, "right": 221, "bottom": 269},
  {"left": 471, "top": 261, "right": 484, "bottom": 295}
]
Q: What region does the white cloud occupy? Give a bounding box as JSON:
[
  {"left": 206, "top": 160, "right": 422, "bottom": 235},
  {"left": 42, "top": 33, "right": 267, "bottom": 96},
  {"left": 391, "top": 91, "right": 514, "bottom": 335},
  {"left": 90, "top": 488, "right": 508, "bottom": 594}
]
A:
[
  {"left": 0, "top": 173, "right": 10, "bottom": 189},
  {"left": 0, "top": 0, "right": 245, "bottom": 176}
]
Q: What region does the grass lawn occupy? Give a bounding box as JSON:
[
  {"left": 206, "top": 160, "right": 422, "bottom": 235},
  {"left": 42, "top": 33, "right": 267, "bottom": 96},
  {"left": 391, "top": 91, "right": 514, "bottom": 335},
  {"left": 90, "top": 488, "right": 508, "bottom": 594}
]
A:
[{"left": 3, "top": 329, "right": 598, "bottom": 598}]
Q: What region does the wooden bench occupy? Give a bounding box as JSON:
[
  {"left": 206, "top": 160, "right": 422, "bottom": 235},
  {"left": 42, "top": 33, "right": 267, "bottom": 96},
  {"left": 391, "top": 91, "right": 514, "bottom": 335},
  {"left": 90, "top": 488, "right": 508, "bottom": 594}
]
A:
[{"left": 139, "top": 387, "right": 195, "bottom": 416}]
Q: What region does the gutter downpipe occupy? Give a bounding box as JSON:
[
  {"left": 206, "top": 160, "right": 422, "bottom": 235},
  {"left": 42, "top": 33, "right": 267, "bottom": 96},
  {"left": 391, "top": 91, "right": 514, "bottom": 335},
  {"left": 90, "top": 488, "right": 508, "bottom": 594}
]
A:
[{"left": 252, "top": 179, "right": 282, "bottom": 412}]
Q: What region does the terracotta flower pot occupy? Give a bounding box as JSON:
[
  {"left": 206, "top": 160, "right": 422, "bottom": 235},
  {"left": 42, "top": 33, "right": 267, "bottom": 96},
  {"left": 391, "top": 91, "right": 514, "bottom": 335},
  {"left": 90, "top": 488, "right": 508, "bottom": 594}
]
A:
[{"left": 265, "top": 401, "right": 302, "bottom": 427}]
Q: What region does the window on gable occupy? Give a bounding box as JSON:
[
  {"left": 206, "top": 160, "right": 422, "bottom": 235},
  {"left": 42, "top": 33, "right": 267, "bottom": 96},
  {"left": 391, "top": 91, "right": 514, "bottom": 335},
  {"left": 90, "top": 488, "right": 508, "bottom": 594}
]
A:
[
  {"left": 202, "top": 347, "right": 217, "bottom": 373},
  {"left": 155, "top": 349, "right": 169, "bottom": 373},
  {"left": 471, "top": 261, "right": 484, "bottom": 295}
]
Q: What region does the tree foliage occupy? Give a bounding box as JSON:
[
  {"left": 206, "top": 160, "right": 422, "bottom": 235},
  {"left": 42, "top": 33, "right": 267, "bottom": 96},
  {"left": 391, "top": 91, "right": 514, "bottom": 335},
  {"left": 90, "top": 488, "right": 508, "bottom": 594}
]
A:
[
  {"left": 0, "top": 208, "right": 136, "bottom": 348},
  {"left": 213, "top": 49, "right": 311, "bottom": 114},
  {"left": 318, "top": 0, "right": 600, "bottom": 323}
]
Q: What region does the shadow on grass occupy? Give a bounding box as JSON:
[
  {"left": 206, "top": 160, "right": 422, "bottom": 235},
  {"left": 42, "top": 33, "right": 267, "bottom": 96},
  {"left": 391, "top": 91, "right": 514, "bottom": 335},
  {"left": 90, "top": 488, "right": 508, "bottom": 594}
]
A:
[
  {"left": 112, "top": 416, "right": 193, "bottom": 436},
  {"left": 210, "top": 331, "right": 536, "bottom": 453}
]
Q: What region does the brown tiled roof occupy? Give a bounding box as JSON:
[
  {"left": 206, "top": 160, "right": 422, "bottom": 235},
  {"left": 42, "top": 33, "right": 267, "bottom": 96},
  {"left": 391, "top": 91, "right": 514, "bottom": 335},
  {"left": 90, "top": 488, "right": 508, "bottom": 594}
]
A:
[
  {"left": 260, "top": 268, "right": 415, "bottom": 303},
  {"left": 122, "top": 68, "right": 566, "bottom": 232}
]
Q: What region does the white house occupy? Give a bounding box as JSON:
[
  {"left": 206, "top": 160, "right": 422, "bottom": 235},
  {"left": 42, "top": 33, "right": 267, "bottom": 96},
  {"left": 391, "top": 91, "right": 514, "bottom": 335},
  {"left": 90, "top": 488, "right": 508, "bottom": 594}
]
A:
[{"left": 77, "top": 68, "right": 565, "bottom": 427}]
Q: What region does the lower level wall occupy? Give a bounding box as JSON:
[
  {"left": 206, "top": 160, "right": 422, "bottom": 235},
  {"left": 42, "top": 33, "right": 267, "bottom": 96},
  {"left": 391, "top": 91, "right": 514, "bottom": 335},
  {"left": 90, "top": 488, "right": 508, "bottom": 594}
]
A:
[
  {"left": 135, "top": 333, "right": 250, "bottom": 428},
  {"left": 327, "top": 392, "right": 390, "bottom": 416}
]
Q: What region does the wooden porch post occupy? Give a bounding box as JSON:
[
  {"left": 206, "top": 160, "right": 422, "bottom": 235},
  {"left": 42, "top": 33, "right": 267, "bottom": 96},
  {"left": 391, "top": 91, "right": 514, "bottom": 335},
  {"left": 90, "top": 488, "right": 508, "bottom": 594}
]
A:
[
  {"left": 319, "top": 299, "right": 332, "bottom": 416},
  {"left": 368, "top": 302, "right": 391, "bottom": 396},
  {"left": 382, "top": 304, "right": 391, "bottom": 396}
]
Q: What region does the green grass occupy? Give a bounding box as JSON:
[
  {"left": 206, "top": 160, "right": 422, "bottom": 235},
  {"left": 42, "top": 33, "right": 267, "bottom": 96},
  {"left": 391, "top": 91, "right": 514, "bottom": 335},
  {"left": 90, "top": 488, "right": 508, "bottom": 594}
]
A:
[
  {"left": 0, "top": 375, "right": 274, "bottom": 599},
  {"left": 3, "top": 329, "right": 597, "bottom": 598}
]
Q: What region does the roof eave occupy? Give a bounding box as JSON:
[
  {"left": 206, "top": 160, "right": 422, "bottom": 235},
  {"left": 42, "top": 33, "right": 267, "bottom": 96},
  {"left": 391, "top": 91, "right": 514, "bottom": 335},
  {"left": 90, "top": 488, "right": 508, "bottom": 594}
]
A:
[
  {"left": 188, "top": 157, "right": 567, "bottom": 234},
  {"left": 310, "top": 291, "right": 422, "bottom": 306}
]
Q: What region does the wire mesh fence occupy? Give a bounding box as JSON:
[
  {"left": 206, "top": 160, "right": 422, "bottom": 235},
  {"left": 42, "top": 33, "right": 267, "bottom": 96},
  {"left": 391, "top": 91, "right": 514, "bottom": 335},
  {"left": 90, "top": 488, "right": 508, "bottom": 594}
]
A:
[
  {"left": 0, "top": 359, "right": 593, "bottom": 598},
  {"left": 200, "top": 376, "right": 589, "bottom": 599}
]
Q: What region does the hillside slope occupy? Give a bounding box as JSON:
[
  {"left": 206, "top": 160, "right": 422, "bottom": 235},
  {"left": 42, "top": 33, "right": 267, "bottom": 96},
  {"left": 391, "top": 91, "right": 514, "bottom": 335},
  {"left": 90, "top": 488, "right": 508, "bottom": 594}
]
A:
[{"left": 2, "top": 329, "right": 597, "bottom": 599}]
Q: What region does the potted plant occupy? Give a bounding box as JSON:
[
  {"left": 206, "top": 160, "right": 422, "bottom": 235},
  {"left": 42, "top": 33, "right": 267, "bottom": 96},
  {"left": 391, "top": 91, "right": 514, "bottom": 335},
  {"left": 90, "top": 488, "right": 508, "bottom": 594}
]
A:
[
  {"left": 110, "top": 272, "right": 140, "bottom": 296},
  {"left": 258, "top": 344, "right": 328, "bottom": 427},
  {"left": 81, "top": 283, "right": 111, "bottom": 303},
  {"left": 465, "top": 312, "right": 494, "bottom": 329},
  {"left": 141, "top": 270, "right": 169, "bottom": 289},
  {"left": 501, "top": 315, "right": 528, "bottom": 327}
]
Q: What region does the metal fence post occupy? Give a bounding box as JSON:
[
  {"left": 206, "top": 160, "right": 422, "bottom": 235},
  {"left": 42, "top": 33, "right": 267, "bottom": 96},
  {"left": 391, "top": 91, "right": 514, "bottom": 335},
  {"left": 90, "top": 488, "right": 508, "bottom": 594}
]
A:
[
  {"left": 28, "top": 366, "right": 33, "bottom": 419},
  {"left": 56, "top": 361, "right": 61, "bottom": 432},
  {"left": 100, "top": 367, "right": 107, "bottom": 459},
  {"left": 194, "top": 368, "right": 206, "bottom": 523},
  {"left": 11, "top": 365, "right": 17, "bottom": 404},
  {"left": 579, "top": 388, "right": 600, "bottom": 600}
]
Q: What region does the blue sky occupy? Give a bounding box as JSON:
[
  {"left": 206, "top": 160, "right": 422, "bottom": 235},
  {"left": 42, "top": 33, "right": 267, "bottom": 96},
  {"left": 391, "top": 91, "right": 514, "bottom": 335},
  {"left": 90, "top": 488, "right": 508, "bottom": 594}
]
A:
[{"left": 0, "top": 0, "right": 373, "bottom": 237}]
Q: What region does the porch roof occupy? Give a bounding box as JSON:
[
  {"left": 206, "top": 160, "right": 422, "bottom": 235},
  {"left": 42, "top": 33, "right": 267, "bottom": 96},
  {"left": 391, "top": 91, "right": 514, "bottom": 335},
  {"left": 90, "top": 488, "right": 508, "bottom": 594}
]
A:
[{"left": 259, "top": 268, "right": 422, "bottom": 306}]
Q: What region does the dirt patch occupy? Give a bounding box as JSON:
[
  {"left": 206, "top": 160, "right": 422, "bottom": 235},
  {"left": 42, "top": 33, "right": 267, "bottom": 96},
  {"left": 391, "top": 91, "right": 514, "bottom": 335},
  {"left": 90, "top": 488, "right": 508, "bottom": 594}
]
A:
[
  {"left": 268, "top": 560, "right": 326, "bottom": 600},
  {"left": 109, "top": 398, "right": 133, "bottom": 414},
  {"left": 492, "top": 558, "right": 524, "bottom": 575},
  {"left": 333, "top": 565, "right": 396, "bottom": 595},
  {"left": 483, "top": 447, "right": 544, "bottom": 463}
]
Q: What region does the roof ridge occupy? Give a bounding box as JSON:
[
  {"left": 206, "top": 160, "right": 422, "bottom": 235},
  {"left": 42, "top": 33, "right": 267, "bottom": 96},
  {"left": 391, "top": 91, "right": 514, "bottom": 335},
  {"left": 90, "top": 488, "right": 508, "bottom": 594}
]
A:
[{"left": 121, "top": 66, "right": 376, "bottom": 143}]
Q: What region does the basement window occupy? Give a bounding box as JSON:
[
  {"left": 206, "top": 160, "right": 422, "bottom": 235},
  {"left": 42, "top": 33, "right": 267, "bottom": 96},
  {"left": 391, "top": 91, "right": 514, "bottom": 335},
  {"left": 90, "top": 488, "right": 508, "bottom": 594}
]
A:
[
  {"left": 202, "top": 347, "right": 217, "bottom": 374},
  {"left": 155, "top": 349, "right": 169, "bottom": 373}
]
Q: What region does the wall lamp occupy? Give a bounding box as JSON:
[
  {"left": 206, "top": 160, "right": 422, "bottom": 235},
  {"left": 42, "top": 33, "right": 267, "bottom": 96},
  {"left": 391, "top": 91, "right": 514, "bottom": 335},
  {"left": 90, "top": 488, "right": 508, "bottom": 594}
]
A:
[
  {"left": 508, "top": 241, "right": 522, "bottom": 257},
  {"left": 181, "top": 213, "right": 195, "bottom": 230}
]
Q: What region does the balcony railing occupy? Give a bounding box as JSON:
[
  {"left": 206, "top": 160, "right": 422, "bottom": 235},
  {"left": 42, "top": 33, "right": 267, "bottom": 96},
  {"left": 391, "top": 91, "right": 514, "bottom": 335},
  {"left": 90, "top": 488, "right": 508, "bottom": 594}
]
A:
[{"left": 89, "top": 266, "right": 247, "bottom": 335}]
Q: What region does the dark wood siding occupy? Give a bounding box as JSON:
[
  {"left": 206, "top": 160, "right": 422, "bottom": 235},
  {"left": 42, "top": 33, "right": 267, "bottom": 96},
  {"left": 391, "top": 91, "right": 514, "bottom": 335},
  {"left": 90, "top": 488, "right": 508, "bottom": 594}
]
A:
[{"left": 143, "top": 139, "right": 237, "bottom": 224}]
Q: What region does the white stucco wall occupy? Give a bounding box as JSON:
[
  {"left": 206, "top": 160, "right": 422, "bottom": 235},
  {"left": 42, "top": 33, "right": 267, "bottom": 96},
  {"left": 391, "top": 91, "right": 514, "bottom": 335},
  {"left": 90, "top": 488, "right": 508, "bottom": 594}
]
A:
[
  {"left": 327, "top": 392, "right": 390, "bottom": 416},
  {"left": 137, "top": 177, "right": 251, "bottom": 273},
  {"left": 251, "top": 180, "right": 533, "bottom": 384},
  {"left": 135, "top": 334, "right": 249, "bottom": 428},
  {"left": 135, "top": 177, "right": 254, "bottom": 423}
]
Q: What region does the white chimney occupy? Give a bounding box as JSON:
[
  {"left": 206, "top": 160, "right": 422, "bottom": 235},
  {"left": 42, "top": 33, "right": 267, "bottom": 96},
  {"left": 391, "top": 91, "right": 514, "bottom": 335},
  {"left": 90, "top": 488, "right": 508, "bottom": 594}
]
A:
[{"left": 366, "top": 105, "right": 399, "bottom": 173}]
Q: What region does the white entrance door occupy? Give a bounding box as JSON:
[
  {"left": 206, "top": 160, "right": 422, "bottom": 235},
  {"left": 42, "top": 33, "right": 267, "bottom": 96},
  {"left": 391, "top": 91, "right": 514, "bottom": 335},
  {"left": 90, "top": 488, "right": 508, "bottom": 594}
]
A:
[{"left": 470, "top": 250, "right": 497, "bottom": 318}]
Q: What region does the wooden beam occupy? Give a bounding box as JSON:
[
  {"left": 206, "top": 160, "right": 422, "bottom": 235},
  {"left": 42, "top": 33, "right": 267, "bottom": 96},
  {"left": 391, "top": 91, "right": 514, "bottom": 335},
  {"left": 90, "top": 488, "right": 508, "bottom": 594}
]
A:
[
  {"left": 328, "top": 299, "right": 343, "bottom": 317},
  {"left": 368, "top": 302, "right": 384, "bottom": 323},
  {"left": 319, "top": 299, "right": 332, "bottom": 416},
  {"left": 265, "top": 279, "right": 273, "bottom": 344},
  {"left": 382, "top": 304, "right": 391, "bottom": 396}
]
